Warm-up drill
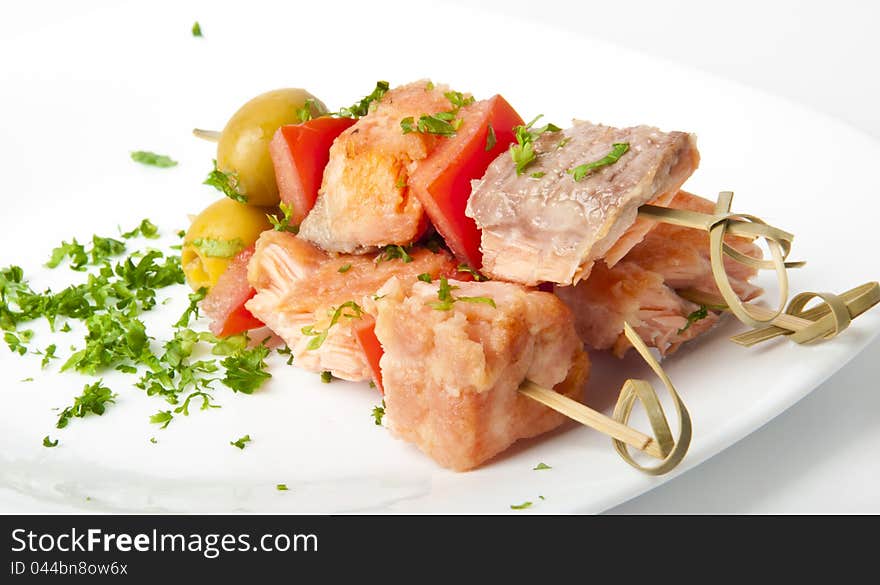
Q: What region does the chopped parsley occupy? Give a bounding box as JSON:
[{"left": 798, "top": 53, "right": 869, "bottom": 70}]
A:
[
  {"left": 485, "top": 123, "right": 497, "bottom": 152},
  {"left": 510, "top": 501, "right": 533, "bottom": 510},
  {"left": 174, "top": 287, "right": 207, "bottom": 328},
  {"left": 276, "top": 484, "right": 289, "bottom": 491},
  {"left": 429, "top": 277, "right": 496, "bottom": 311},
  {"left": 121, "top": 219, "right": 160, "bottom": 240},
  {"left": 131, "top": 151, "right": 178, "bottom": 168},
  {"left": 678, "top": 305, "right": 709, "bottom": 334},
  {"left": 150, "top": 437, "right": 158, "bottom": 444},
  {"left": 444, "top": 90, "right": 475, "bottom": 111},
  {"left": 320, "top": 370, "right": 333, "bottom": 384},
  {"left": 42, "top": 436, "right": 59, "bottom": 448},
  {"left": 509, "top": 115, "right": 562, "bottom": 176},
  {"left": 400, "top": 112, "right": 461, "bottom": 136},
  {"left": 569, "top": 142, "right": 629, "bottom": 182},
  {"left": 221, "top": 342, "right": 272, "bottom": 394},
  {"left": 56, "top": 380, "right": 117, "bottom": 429},
  {"left": 297, "top": 98, "right": 318, "bottom": 123},
  {"left": 267, "top": 202, "right": 300, "bottom": 234},
  {"left": 338, "top": 263, "right": 352, "bottom": 274},
  {"left": 204, "top": 159, "right": 247, "bottom": 203},
  {"left": 530, "top": 171, "right": 546, "bottom": 179},
  {"left": 336, "top": 81, "right": 390, "bottom": 119},
  {"left": 417, "top": 273, "right": 432, "bottom": 283},
  {"left": 302, "top": 301, "right": 364, "bottom": 351},
  {"left": 4, "top": 329, "right": 33, "bottom": 355},
  {"left": 372, "top": 400, "right": 385, "bottom": 426},
  {"left": 188, "top": 237, "right": 245, "bottom": 259},
  {"left": 276, "top": 344, "right": 294, "bottom": 365},
  {"left": 150, "top": 410, "right": 173, "bottom": 429},
  {"left": 191, "top": 21, "right": 202, "bottom": 37},
  {"left": 46, "top": 240, "right": 88, "bottom": 270},
  {"left": 230, "top": 434, "right": 251, "bottom": 449},
  {"left": 375, "top": 245, "right": 413, "bottom": 264},
  {"left": 38, "top": 344, "right": 58, "bottom": 368},
  {"left": 533, "top": 462, "right": 552, "bottom": 471},
  {"left": 457, "top": 264, "right": 488, "bottom": 281}
]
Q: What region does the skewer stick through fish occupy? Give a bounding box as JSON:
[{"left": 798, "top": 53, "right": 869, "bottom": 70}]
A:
[
  {"left": 682, "top": 281, "right": 880, "bottom": 346},
  {"left": 518, "top": 381, "right": 666, "bottom": 459},
  {"left": 522, "top": 322, "right": 691, "bottom": 474}
]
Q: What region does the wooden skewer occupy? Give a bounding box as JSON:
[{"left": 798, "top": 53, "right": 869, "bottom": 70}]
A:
[
  {"left": 519, "top": 380, "right": 665, "bottom": 459},
  {"left": 193, "top": 128, "right": 221, "bottom": 142}
]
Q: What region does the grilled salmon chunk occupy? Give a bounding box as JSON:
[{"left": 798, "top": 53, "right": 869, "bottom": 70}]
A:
[
  {"left": 466, "top": 121, "right": 699, "bottom": 285},
  {"left": 623, "top": 191, "right": 762, "bottom": 301},
  {"left": 373, "top": 278, "right": 589, "bottom": 471},
  {"left": 556, "top": 191, "right": 762, "bottom": 357},
  {"left": 246, "top": 230, "right": 459, "bottom": 380},
  {"left": 299, "top": 81, "right": 470, "bottom": 253}
]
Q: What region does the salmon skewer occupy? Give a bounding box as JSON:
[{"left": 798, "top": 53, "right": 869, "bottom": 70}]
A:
[
  {"left": 245, "top": 230, "right": 460, "bottom": 380},
  {"left": 466, "top": 121, "right": 700, "bottom": 286},
  {"left": 556, "top": 191, "right": 762, "bottom": 357},
  {"left": 298, "top": 80, "right": 471, "bottom": 253},
  {"left": 373, "top": 277, "right": 589, "bottom": 471}
]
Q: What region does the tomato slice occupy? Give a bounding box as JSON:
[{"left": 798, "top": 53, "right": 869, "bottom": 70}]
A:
[
  {"left": 269, "top": 117, "right": 356, "bottom": 224},
  {"left": 202, "top": 246, "right": 265, "bottom": 337},
  {"left": 409, "top": 95, "right": 524, "bottom": 269},
  {"left": 353, "top": 315, "right": 384, "bottom": 394}
]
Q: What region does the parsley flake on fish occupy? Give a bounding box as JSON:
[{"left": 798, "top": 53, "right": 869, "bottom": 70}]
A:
[
  {"left": 568, "top": 142, "right": 629, "bottom": 182},
  {"left": 336, "top": 81, "right": 390, "bottom": 119},
  {"left": 678, "top": 305, "right": 709, "bottom": 333},
  {"left": 267, "top": 202, "right": 300, "bottom": 234},
  {"left": 131, "top": 151, "right": 178, "bottom": 168},
  {"left": 509, "top": 115, "right": 562, "bottom": 176},
  {"left": 430, "top": 277, "right": 496, "bottom": 311},
  {"left": 302, "top": 301, "right": 364, "bottom": 350}
]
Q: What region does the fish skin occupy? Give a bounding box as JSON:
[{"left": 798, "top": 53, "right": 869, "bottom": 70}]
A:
[{"left": 466, "top": 121, "right": 699, "bottom": 285}]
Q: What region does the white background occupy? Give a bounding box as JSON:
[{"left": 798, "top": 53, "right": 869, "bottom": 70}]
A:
[{"left": 2, "top": 0, "right": 878, "bottom": 513}]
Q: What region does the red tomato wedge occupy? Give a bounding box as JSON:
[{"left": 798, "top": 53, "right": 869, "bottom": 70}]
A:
[
  {"left": 201, "top": 246, "right": 265, "bottom": 337},
  {"left": 353, "top": 316, "right": 384, "bottom": 394},
  {"left": 269, "top": 117, "right": 356, "bottom": 224},
  {"left": 409, "top": 95, "right": 524, "bottom": 269}
]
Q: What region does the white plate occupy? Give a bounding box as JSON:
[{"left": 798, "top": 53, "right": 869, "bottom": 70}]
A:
[{"left": 1, "top": 0, "right": 878, "bottom": 514}]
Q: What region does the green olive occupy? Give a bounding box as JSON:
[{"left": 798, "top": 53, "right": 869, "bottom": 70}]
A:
[
  {"left": 216, "top": 88, "right": 327, "bottom": 207},
  {"left": 182, "top": 198, "right": 272, "bottom": 291}
]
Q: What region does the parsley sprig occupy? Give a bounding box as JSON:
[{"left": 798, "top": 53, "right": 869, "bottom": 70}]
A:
[
  {"left": 266, "top": 202, "right": 299, "bottom": 234},
  {"left": 509, "top": 115, "right": 562, "bottom": 176},
  {"left": 568, "top": 142, "right": 629, "bottom": 182},
  {"left": 56, "top": 380, "right": 117, "bottom": 429},
  {"left": 335, "top": 81, "right": 390, "bottom": 119},
  {"left": 302, "top": 302, "right": 364, "bottom": 350},
  {"left": 429, "top": 277, "right": 496, "bottom": 311},
  {"left": 204, "top": 159, "right": 247, "bottom": 203}
]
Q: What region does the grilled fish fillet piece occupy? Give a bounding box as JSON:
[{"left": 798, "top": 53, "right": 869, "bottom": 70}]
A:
[
  {"left": 299, "top": 80, "right": 464, "bottom": 254},
  {"left": 373, "top": 278, "right": 589, "bottom": 471},
  {"left": 555, "top": 261, "right": 719, "bottom": 358},
  {"left": 246, "top": 230, "right": 459, "bottom": 380},
  {"left": 623, "top": 191, "right": 762, "bottom": 301},
  {"left": 466, "top": 121, "right": 699, "bottom": 285}
]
